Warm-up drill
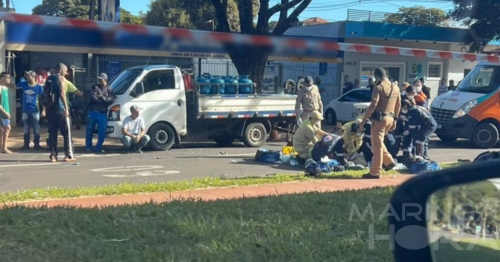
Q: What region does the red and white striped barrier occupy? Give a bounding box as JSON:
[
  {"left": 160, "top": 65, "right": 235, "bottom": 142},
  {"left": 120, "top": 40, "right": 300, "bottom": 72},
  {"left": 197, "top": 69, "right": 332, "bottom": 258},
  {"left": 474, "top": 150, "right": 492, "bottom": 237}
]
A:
[{"left": 0, "top": 12, "right": 498, "bottom": 63}]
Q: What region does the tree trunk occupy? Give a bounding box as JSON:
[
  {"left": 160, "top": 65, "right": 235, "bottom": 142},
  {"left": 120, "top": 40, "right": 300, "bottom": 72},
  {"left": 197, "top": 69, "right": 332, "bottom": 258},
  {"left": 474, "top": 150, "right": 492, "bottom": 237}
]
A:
[{"left": 227, "top": 48, "right": 269, "bottom": 94}]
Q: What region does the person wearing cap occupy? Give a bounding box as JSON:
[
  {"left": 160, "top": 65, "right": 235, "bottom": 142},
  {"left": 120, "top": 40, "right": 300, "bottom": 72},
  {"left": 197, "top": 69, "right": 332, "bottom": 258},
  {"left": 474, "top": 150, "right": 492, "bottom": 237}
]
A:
[
  {"left": 86, "top": 73, "right": 114, "bottom": 153},
  {"left": 357, "top": 67, "right": 401, "bottom": 179},
  {"left": 121, "top": 105, "right": 150, "bottom": 153},
  {"left": 292, "top": 110, "right": 328, "bottom": 161},
  {"left": 46, "top": 63, "right": 75, "bottom": 162},
  {"left": 295, "top": 76, "right": 323, "bottom": 129},
  {"left": 17, "top": 70, "right": 44, "bottom": 150}
]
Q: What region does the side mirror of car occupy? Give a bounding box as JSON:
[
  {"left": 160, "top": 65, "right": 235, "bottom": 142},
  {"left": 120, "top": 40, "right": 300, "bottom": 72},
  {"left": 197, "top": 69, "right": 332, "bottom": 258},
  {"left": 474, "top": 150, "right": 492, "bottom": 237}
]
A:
[
  {"left": 390, "top": 161, "right": 500, "bottom": 262},
  {"left": 130, "top": 82, "right": 145, "bottom": 98}
]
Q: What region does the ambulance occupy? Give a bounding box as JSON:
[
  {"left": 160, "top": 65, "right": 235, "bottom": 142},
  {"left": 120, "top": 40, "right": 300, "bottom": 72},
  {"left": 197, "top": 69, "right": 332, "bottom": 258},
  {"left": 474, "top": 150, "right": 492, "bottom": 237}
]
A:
[{"left": 431, "top": 63, "right": 500, "bottom": 148}]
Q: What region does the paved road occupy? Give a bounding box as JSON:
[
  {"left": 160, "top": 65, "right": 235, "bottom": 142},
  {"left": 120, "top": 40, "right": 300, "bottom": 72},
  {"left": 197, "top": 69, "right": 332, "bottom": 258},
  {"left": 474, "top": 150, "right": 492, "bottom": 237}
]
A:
[{"left": 0, "top": 135, "right": 491, "bottom": 193}]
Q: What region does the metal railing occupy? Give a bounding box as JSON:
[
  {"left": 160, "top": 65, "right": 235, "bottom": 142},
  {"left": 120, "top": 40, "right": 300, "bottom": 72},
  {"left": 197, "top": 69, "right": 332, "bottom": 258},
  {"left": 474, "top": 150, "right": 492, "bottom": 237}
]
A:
[{"left": 347, "top": 9, "right": 395, "bottom": 22}]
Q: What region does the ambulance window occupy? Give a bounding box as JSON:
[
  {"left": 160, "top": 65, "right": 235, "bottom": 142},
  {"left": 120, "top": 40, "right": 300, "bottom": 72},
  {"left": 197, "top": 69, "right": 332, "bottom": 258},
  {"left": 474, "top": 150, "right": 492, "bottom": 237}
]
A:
[{"left": 457, "top": 65, "right": 500, "bottom": 94}]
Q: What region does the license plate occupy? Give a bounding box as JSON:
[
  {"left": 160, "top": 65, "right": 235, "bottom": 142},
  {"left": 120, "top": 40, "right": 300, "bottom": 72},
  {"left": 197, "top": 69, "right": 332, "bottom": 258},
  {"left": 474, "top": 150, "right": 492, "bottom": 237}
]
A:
[{"left": 437, "top": 124, "right": 442, "bottom": 129}]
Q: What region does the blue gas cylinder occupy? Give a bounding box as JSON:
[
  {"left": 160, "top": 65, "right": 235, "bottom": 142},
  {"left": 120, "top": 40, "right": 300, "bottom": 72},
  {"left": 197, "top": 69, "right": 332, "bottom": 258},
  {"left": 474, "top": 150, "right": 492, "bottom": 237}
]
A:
[
  {"left": 224, "top": 76, "right": 238, "bottom": 94},
  {"left": 197, "top": 76, "right": 211, "bottom": 94},
  {"left": 238, "top": 75, "right": 253, "bottom": 94},
  {"left": 210, "top": 76, "right": 225, "bottom": 94}
]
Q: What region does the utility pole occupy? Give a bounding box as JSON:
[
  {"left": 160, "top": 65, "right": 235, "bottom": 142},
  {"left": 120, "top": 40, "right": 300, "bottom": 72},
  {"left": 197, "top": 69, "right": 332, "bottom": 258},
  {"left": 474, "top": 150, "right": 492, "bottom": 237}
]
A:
[{"left": 89, "top": 0, "right": 96, "bottom": 20}]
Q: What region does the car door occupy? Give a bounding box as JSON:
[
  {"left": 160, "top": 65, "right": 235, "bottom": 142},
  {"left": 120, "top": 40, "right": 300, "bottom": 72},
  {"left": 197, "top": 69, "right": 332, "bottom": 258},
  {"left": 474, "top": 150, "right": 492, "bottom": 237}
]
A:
[
  {"left": 336, "top": 89, "right": 372, "bottom": 122},
  {"left": 126, "top": 69, "right": 183, "bottom": 130}
]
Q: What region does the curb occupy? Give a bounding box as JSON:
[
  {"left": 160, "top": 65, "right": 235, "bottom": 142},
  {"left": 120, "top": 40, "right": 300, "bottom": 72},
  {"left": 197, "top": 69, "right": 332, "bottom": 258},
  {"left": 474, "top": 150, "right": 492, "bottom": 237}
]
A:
[{"left": 0, "top": 176, "right": 413, "bottom": 209}]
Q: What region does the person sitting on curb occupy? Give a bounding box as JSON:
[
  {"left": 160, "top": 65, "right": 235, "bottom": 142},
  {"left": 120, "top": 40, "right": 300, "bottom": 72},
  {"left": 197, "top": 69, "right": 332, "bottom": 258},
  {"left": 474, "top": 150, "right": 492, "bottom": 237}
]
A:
[
  {"left": 121, "top": 105, "right": 150, "bottom": 153},
  {"left": 292, "top": 110, "right": 328, "bottom": 163}
]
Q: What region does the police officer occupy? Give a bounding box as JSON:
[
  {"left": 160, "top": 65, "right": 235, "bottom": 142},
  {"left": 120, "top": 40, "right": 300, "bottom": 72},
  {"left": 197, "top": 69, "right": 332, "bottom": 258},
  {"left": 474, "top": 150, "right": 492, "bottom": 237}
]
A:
[
  {"left": 292, "top": 110, "right": 328, "bottom": 161},
  {"left": 295, "top": 76, "right": 323, "bottom": 129},
  {"left": 357, "top": 67, "right": 401, "bottom": 179}
]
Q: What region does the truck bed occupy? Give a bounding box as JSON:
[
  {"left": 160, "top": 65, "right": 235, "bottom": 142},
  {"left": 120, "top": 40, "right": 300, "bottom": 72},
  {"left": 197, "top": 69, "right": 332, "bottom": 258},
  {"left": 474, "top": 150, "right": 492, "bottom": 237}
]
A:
[{"left": 196, "top": 94, "right": 297, "bottom": 119}]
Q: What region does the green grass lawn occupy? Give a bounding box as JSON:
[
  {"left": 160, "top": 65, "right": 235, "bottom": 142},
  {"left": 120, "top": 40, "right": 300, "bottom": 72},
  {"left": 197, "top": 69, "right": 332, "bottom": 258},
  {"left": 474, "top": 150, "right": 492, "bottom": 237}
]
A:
[
  {"left": 432, "top": 238, "right": 500, "bottom": 262},
  {"left": 0, "top": 162, "right": 460, "bottom": 203},
  {"left": 0, "top": 187, "right": 398, "bottom": 262}
]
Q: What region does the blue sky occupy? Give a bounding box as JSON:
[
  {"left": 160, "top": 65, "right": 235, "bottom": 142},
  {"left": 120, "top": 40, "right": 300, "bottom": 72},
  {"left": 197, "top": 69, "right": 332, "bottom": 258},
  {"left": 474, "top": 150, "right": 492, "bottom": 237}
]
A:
[{"left": 12, "top": 0, "right": 455, "bottom": 21}]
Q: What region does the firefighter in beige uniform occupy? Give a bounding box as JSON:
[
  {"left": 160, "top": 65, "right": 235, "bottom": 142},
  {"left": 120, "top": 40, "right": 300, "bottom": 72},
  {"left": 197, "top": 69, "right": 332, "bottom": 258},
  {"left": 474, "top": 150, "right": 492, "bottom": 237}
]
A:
[
  {"left": 293, "top": 111, "right": 328, "bottom": 160},
  {"left": 295, "top": 76, "right": 323, "bottom": 129}
]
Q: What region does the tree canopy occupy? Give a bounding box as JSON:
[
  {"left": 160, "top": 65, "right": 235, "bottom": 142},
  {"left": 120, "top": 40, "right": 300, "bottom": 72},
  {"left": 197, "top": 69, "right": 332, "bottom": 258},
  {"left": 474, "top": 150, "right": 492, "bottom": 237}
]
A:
[
  {"left": 384, "top": 6, "right": 448, "bottom": 27},
  {"left": 32, "top": 0, "right": 142, "bottom": 24},
  {"left": 449, "top": 0, "right": 500, "bottom": 52}
]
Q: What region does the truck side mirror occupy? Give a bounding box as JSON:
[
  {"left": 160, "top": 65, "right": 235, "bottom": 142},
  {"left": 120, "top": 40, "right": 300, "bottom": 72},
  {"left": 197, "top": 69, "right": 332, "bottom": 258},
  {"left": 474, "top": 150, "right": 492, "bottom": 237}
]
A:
[{"left": 131, "top": 82, "right": 145, "bottom": 98}]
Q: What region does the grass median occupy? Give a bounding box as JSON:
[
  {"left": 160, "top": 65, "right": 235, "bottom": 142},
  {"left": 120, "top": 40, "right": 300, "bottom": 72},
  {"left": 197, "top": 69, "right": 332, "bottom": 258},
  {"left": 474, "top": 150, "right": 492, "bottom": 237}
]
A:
[
  {"left": 0, "top": 185, "right": 494, "bottom": 262},
  {"left": 0, "top": 162, "right": 460, "bottom": 203}
]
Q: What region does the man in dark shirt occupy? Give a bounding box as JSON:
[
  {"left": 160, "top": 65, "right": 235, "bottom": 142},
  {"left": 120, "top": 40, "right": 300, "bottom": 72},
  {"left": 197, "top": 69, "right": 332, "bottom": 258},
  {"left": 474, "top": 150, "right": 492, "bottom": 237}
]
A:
[
  {"left": 85, "top": 73, "right": 114, "bottom": 153},
  {"left": 407, "top": 100, "right": 437, "bottom": 159},
  {"left": 448, "top": 80, "right": 457, "bottom": 91},
  {"left": 342, "top": 75, "right": 354, "bottom": 94},
  {"left": 366, "top": 78, "right": 375, "bottom": 91},
  {"left": 419, "top": 77, "right": 431, "bottom": 99}
]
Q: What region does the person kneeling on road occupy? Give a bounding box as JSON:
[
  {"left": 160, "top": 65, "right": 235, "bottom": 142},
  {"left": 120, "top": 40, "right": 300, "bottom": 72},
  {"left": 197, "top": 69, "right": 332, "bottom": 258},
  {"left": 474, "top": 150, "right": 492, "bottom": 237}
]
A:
[
  {"left": 406, "top": 98, "right": 437, "bottom": 159},
  {"left": 292, "top": 110, "right": 328, "bottom": 162},
  {"left": 121, "top": 105, "right": 150, "bottom": 153}
]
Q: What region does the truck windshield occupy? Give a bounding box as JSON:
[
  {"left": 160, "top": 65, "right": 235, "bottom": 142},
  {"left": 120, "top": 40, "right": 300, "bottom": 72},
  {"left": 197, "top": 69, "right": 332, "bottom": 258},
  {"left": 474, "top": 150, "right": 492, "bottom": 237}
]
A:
[
  {"left": 108, "top": 68, "right": 144, "bottom": 95},
  {"left": 456, "top": 65, "right": 500, "bottom": 94}
]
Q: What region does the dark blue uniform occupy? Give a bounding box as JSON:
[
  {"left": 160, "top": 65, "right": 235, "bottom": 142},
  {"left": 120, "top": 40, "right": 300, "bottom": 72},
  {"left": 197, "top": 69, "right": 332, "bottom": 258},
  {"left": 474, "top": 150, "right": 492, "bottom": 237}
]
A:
[
  {"left": 311, "top": 134, "right": 346, "bottom": 165},
  {"left": 407, "top": 105, "right": 437, "bottom": 158}
]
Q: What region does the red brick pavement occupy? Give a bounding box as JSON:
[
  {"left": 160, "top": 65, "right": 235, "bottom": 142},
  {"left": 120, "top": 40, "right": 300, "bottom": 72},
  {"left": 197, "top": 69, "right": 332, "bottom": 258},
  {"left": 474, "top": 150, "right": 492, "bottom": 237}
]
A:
[{"left": 0, "top": 175, "right": 413, "bottom": 209}]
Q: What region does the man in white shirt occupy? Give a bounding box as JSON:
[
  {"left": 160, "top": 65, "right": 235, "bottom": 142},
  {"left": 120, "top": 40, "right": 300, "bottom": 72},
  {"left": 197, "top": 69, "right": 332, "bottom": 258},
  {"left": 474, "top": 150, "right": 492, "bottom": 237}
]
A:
[{"left": 121, "top": 105, "right": 150, "bottom": 153}]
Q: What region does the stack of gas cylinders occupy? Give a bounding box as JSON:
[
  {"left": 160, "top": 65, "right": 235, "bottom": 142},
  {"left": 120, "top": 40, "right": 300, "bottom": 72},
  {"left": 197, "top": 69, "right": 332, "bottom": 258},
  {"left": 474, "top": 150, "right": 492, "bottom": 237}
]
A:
[{"left": 196, "top": 74, "right": 254, "bottom": 95}]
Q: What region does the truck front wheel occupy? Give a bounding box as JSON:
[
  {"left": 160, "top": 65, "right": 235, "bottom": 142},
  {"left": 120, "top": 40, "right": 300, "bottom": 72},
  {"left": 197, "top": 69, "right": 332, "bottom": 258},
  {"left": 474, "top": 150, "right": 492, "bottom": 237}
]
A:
[
  {"left": 148, "top": 123, "right": 176, "bottom": 151},
  {"left": 242, "top": 122, "right": 267, "bottom": 147},
  {"left": 471, "top": 122, "right": 499, "bottom": 149}
]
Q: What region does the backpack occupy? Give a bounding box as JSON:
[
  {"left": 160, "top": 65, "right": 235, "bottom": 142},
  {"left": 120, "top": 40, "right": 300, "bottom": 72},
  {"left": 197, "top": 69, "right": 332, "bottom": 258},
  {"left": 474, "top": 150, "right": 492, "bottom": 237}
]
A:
[
  {"left": 254, "top": 148, "right": 281, "bottom": 163},
  {"left": 409, "top": 160, "right": 441, "bottom": 174},
  {"left": 41, "top": 75, "right": 56, "bottom": 108},
  {"left": 473, "top": 151, "right": 500, "bottom": 163}
]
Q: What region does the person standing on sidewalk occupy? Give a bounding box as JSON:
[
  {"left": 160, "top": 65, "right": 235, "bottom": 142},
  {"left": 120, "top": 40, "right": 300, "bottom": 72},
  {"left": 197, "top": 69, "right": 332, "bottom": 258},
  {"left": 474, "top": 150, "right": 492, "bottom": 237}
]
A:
[
  {"left": 46, "top": 63, "right": 75, "bottom": 162},
  {"left": 358, "top": 67, "right": 401, "bottom": 179},
  {"left": 18, "top": 71, "right": 44, "bottom": 150},
  {"left": 86, "top": 73, "right": 114, "bottom": 153},
  {"left": 0, "top": 72, "right": 12, "bottom": 154}
]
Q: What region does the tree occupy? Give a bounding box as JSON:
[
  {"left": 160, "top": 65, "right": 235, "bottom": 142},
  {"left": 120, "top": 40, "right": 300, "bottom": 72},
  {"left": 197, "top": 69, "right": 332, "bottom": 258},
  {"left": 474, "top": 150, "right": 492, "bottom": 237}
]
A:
[
  {"left": 143, "top": 0, "right": 258, "bottom": 31},
  {"left": 33, "top": 0, "right": 91, "bottom": 19},
  {"left": 384, "top": 6, "right": 448, "bottom": 27},
  {"left": 449, "top": 0, "right": 500, "bottom": 52},
  {"left": 211, "top": 0, "right": 312, "bottom": 93},
  {"left": 120, "top": 9, "right": 143, "bottom": 25}
]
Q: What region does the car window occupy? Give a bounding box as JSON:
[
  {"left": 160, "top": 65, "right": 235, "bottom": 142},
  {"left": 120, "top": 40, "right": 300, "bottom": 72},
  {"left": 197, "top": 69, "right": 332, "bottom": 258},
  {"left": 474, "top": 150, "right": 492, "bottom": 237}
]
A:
[
  {"left": 339, "top": 89, "right": 372, "bottom": 102},
  {"left": 141, "top": 70, "right": 176, "bottom": 93}
]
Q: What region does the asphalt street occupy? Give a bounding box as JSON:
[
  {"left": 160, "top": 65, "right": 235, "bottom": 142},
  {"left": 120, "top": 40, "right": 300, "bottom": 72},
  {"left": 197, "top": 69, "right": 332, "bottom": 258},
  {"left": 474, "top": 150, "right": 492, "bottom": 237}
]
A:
[{"left": 0, "top": 136, "right": 492, "bottom": 193}]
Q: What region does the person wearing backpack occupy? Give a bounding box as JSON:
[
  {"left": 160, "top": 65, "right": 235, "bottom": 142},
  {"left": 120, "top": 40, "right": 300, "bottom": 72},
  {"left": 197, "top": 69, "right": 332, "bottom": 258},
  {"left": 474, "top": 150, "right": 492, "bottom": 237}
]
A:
[
  {"left": 43, "top": 63, "right": 76, "bottom": 162},
  {"left": 86, "top": 73, "right": 114, "bottom": 153},
  {"left": 18, "top": 71, "right": 44, "bottom": 150}
]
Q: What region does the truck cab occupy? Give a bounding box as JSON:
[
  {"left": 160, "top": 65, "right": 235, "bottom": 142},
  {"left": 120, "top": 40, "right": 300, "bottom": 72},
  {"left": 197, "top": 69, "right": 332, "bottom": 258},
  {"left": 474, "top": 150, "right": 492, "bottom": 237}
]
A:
[
  {"left": 106, "top": 65, "right": 187, "bottom": 150},
  {"left": 431, "top": 63, "right": 500, "bottom": 148},
  {"left": 106, "top": 65, "right": 297, "bottom": 151}
]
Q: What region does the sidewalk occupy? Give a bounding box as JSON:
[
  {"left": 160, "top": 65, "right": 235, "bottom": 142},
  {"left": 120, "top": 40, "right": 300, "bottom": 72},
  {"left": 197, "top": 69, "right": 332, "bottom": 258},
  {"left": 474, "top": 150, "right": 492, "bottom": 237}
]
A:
[{"left": 0, "top": 175, "right": 413, "bottom": 209}]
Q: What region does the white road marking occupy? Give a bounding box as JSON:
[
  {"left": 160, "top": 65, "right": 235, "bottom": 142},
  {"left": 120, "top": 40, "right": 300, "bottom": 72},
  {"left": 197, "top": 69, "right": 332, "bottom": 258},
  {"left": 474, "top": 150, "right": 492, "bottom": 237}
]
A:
[
  {"left": 103, "top": 170, "right": 180, "bottom": 178},
  {"left": 91, "top": 165, "right": 164, "bottom": 172},
  {"left": 78, "top": 154, "right": 121, "bottom": 158},
  {"left": 211, "top": 153, "right": 255, "bottom": 157},
  {"left": 0, "top": 163, "right": 61, "bottom": 168}
]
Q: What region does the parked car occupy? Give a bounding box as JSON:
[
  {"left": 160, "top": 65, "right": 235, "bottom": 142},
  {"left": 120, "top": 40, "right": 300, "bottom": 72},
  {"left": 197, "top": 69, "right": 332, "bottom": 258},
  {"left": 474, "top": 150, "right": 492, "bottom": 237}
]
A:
[{"left": 323, "top": 88, "right": 372, "bottom": 124}]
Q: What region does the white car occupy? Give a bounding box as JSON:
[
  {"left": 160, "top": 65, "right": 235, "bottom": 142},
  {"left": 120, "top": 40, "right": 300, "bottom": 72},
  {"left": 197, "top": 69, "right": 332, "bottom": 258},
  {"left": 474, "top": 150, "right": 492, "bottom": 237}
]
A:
[{"left": 323, "top": 88, "right": 372, "bottom": 124}]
